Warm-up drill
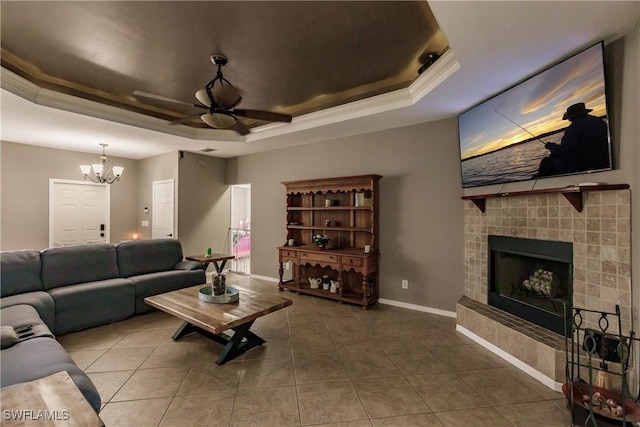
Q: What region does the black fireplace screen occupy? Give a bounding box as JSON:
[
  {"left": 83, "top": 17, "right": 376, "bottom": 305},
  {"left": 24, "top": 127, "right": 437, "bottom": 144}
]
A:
[{"left": 488, "top": 235, "right": 573, "bottom": 335}]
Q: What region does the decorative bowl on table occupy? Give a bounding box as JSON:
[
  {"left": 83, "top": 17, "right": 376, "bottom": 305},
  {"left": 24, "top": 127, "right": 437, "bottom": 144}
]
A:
[{"left": 198, "top": 286, "right": 240, "bottom": 304}]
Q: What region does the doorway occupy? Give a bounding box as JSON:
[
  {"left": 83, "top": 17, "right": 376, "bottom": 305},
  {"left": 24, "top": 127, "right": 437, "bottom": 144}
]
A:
[
  {"left": 152, "top": 179, "right": 175, "bottom": 239},
  {"left": 49, "top": 179, "right": 109, "bottom": 247},
  {"left": 230, "top": 184, "right": 251, "bottom": 274}
]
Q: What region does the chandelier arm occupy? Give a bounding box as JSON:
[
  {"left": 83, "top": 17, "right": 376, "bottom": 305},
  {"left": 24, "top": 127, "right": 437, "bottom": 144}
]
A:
[{"left": 83, "top": 174, "right": 101, "bottom": 184}]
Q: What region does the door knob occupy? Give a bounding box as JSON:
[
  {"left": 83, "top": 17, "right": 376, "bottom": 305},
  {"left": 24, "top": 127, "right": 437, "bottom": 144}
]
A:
[{"left": 167, "top": 234, "right": 173, "bottom": 237}]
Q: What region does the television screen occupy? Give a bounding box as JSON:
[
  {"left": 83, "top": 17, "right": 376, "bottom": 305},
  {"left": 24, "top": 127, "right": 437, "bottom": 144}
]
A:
[{"left": 458, "top": 42, "right": 612, "bottom": 188}]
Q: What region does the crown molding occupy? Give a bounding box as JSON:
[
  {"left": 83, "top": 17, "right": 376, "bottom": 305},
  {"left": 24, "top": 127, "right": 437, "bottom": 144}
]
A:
[
  {"left": 409, "top": 49, "right": 459, "bottom": 100},
  {"left": 1, "top": 50, "right": 459, "bottom": 144}
]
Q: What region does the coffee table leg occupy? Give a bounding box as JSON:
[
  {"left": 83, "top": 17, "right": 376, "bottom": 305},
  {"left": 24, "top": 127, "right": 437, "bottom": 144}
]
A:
[
  {"left": 215, "top": 320, "right": 265, "bottom": 365},
  {"left": 170, "top": 320, "right": 266, "bottom": 364},
  {"left": 172, "top": 321, "right": 198, "bottom": 340}
]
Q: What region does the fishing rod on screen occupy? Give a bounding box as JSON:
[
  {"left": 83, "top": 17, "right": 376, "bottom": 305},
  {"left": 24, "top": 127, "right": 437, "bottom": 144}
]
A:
[{"left": 495, "top": 110, "right": 547, "bottom": 145}]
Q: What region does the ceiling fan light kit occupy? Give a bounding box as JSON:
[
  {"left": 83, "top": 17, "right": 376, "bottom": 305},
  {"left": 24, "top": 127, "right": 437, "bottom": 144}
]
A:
[
  {"left": 80, "top": 144, "right": 124, "bottom": 184},
  {"left": 195, "top": 89, "right": 212, "bottom": 107},
  {"left": 201, "top": 112, "right": 236, "bottom": 129}
]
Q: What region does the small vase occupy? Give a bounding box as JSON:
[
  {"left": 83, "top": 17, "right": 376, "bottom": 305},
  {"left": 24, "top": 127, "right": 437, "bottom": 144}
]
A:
[
  {"left": 213, "top": 274, "right": 226, "bottom": 296},
  {"left": 330, "top": 280, "right": 339, "bottom": 293},
  {"left": 308, "top": 278, "right": 321, "bottom": 289},
  {"left": 322, "top": 281, "right": 330, "bottom": 291}
]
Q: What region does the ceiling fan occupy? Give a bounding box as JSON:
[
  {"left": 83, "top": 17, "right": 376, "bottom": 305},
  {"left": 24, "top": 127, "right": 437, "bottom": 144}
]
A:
[{"left": 134, "top": 54, "right": 292, "bottom": 135}]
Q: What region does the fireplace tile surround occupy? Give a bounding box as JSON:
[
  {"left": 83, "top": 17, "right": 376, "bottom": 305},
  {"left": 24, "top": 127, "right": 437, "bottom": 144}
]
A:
[{"left": 459, "top": 189, "right": 631, "bottom": 386}]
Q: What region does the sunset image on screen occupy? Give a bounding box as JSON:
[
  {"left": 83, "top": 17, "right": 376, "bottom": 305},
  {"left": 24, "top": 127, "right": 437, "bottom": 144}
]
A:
[{"left": 458, "top": 43, "right": 611, "bottom": 187}]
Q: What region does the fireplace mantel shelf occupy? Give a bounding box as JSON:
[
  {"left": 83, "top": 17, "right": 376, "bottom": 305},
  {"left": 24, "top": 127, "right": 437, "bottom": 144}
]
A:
[{"left": 462, "top": 184, "right": 630, "bottom": 213}]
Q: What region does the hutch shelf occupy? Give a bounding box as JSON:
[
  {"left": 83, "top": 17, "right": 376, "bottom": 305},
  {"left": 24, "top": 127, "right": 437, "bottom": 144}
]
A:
[{"left": 277, "top": 174, "right": 381, "bottom": 308}]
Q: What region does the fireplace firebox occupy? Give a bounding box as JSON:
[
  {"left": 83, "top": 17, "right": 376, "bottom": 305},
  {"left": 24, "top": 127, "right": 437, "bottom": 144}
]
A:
[{"left": 488, "top": 235, "right": 572, "bottom": 336}]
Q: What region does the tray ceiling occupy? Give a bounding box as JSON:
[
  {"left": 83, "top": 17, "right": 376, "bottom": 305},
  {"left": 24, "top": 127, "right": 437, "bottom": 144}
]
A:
[{"left": 1, "top": 1, "right": 447, "bottom": 130}]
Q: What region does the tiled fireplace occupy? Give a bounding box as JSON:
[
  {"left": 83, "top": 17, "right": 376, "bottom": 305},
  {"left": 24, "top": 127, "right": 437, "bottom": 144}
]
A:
[{"left": 457, "top": 188, "right": 631, "bottom": 389}]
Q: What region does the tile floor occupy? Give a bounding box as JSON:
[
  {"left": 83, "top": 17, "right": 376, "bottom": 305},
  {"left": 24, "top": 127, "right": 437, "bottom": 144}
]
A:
[{"left": 58, "top": 274, "right": 572, "bottom": 426}]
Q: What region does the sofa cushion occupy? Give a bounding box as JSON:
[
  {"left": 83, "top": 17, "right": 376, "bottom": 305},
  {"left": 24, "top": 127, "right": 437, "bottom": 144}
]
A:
[
  {"left": 48, "top": 278, "right": 135, "bottom": 335},
  {"left": 174, "top": 260, "right": 207, "bottom": 271},
  {"left": 116, "top": 239, "right": 184, "bottom": 277},
  {"left": 129, "top": 269, "right": 206, "bottom": 314},
  {"left": 41, "top": 244, "right": 119, "bottom": 290},
  {"left": 0, "top": 337, "right": 101, "bottom": 413},
  {"left": 0, "top": 250, "right": 43, "bottom": 297},
  {"left": 0, "top": 292, "right": 56, "bottom": 331}
]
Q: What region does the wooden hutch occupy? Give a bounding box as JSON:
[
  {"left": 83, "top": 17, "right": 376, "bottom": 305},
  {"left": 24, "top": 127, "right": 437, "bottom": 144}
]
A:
[{"left": 277, "top": 174, "right": 381, "bottom": 308}]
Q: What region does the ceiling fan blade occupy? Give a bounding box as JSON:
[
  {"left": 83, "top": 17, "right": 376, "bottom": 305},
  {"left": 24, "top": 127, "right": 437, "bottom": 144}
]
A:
[
  {"left": 133, "top": 90, "right": 199, "bottom": 108},
  {"left": 230, "top": 120, "right": 251, "bottom": 135},
  {"left": 170, "top": 114, "right": 201, "bottom": 125},
  {"left": 232, "top": 109, "right": 292, "bottom": 123}
]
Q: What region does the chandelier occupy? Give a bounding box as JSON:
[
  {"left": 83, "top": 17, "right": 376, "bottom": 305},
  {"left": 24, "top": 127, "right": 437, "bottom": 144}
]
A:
[{"left": 80, "top": 144, "right": 124, "bottom": 184}]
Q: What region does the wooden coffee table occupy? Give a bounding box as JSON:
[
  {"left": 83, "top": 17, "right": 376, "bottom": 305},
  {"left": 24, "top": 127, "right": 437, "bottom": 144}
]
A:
[
  {"left": 144, "top": 285, "right": 292, "bottom": 364},
  {"left": 0, "top": 371, "right": 104, "bottom": 426}
]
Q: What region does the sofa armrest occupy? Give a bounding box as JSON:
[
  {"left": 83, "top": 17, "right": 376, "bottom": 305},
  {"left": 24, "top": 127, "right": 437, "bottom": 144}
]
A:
[
  {"left": 173, "top": 260, "right": 206, "bottom": 271},
  {"left": 1, "top": 326, "right": 18, "bottom": 349}
]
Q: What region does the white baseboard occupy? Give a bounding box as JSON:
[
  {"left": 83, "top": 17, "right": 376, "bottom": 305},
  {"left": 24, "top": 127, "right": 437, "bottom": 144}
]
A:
[
  {"left": 378, "top": 298, "right": 457, "bottom": 318},
  {"left": 456, "top": 325, "right": 563, "bottom": 392},
  {"left": 231, "top": 275, "right": 457, "bottom": 318}
]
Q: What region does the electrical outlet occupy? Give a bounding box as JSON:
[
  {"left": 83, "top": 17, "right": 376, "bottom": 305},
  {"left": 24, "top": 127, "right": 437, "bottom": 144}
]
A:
[
  {"left": 402, "top": 279, "right": 409, "bottom": 289},
  {"left": 285, "top": 262, "right": 290, "bottom": 271}
]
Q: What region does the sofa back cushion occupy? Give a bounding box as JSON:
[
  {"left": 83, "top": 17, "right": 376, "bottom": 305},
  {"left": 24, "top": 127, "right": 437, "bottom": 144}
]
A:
[
  {"left": 41, "top": 244, "right": 119, "bottom": 290},
  {"left": 0, "top": 250, "right": 44, "bottom": 297},
  {"left": 116, "top": 239, "right": 184, "bottom": 277}
]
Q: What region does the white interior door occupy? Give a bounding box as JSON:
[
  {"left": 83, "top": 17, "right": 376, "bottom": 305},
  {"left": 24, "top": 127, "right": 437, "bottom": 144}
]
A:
[
  {"left": 152, "top": 179, "right": 175, "bottom": 239},
  {"left": 49, "top": 179, "right": 109, "bottom": 247}
]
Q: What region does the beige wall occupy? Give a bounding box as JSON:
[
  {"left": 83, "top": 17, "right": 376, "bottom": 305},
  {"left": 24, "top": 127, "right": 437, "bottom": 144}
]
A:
[
  {"left": 136, "top": 150, "right": 230, "bottom": 258},
  {"left": 0, "top": 141, "right": 138, "bottom": 250},
  {"left": 227, "top": 118, "right": 465, "bottom": 311},
  {"left": 177, "top": 151, "right": 230, "bottom": 258},
  {"left": 1, "top": 145, "right": 231, "bottom": 264}
]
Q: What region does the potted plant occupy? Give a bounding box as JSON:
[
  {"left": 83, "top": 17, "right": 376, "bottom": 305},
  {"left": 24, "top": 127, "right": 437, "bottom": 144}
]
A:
[
  {"left": 322, "top": 274, "right": 330, "bottom": 290},
  {"left": 312, "top": 234, "right": 330, "bottom": 249}
]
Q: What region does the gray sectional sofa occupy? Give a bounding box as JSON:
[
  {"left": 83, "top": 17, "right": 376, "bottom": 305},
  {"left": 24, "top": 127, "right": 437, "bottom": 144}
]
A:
[{"left": 0, "top": 239, "right": 206, "bottom": 413}]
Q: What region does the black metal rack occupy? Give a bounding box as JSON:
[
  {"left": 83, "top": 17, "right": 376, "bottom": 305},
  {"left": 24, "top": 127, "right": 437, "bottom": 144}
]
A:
[{"left": 564, "top": 305, "right": 640, "bottom": 426}]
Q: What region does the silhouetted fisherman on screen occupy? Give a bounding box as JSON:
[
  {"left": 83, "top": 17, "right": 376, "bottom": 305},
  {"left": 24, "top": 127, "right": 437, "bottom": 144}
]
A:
[{"left": 534, "top": 103, "right": 610, "bottom": 177}]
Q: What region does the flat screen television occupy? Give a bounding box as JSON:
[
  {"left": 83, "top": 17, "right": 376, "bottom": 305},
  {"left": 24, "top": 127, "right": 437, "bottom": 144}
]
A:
[{"left": 458, "top": 41, "right": 612, "bottom": 188}]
